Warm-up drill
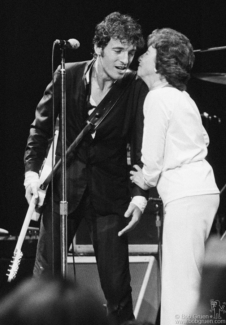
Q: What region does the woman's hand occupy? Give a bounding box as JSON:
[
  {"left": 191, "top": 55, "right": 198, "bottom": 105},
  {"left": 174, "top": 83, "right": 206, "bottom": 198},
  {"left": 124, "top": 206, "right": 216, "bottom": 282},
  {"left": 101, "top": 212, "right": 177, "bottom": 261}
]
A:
[{"left": 130, "top": 165, "right": 150, "bottom": 190}]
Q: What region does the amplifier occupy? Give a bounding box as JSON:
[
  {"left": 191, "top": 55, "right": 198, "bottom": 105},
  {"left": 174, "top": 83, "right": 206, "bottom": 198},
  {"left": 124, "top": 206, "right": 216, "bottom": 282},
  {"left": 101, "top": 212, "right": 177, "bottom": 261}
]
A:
[{"left": 0, "top": 228, "right": 38, "bottom": 259}]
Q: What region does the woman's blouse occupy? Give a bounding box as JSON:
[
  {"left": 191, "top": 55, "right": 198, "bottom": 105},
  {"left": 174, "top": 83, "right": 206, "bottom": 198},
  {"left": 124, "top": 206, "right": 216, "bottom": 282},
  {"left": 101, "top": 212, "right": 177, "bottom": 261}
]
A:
[{"left": 142, "top": 86, "right": 219, "bottom": 206}]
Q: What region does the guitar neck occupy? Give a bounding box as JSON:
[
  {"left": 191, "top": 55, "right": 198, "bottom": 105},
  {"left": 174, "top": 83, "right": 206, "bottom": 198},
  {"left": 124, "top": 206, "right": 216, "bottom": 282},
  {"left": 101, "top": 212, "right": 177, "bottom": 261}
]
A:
[{"left": 15, "top": 196, "right": 36, "bottom": 252}]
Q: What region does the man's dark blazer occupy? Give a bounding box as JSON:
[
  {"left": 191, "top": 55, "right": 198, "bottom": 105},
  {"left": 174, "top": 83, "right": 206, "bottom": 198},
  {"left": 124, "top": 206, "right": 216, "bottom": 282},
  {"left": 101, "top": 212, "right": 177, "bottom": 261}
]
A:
[{"left": 24, "top": 60, "right": 149, "bottom": 216}]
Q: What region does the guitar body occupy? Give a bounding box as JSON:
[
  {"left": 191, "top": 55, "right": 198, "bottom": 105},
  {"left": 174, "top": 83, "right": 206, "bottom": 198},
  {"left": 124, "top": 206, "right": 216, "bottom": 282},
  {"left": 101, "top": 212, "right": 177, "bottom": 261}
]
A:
[
  {"left": 31, "top": 188, "right": 47, "bottom": 221},
  {"left": 31, "top": 127, "right": 59, "bottom": 221}
]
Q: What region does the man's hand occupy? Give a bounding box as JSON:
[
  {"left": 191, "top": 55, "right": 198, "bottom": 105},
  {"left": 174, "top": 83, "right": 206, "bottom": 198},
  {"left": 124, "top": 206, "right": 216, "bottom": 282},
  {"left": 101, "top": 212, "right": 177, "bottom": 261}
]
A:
[
  {"left": 25, "top": 182, "right": 39, "bottom": 205},
  {"left": 24, "top": 171, "right": 40, "bottom": 204},
  {"left": 118, "top": 202, "right": 142, "bottom": 237}
]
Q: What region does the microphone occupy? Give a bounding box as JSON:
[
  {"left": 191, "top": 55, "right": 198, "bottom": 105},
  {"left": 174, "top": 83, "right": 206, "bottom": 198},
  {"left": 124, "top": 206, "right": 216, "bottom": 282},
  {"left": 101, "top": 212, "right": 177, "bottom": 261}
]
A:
[{"left": 55, "top": 38, "right": 80, "bottom": 50}]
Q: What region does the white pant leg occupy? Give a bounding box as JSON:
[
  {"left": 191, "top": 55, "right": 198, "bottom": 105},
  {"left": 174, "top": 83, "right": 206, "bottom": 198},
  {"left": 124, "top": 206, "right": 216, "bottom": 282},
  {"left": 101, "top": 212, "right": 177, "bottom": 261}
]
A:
[{"left": 160, "top": 194, "right": 219, "bottom": 325}]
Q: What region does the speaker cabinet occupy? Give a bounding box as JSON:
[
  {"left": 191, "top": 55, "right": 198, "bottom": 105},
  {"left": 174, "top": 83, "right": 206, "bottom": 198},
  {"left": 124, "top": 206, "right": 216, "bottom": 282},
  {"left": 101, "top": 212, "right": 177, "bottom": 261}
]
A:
[
  {"left": 68, "top": 255, "right": 161, "bottom": 324},
  {"left": 74, "top": 194, "right": 162, "bottom": 247}
]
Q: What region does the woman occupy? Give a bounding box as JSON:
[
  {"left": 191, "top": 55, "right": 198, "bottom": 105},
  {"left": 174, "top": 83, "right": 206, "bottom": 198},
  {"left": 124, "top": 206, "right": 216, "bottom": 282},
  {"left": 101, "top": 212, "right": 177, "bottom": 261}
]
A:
[{"left": 130, "top": 28, "right": 220, "bottom": 325}]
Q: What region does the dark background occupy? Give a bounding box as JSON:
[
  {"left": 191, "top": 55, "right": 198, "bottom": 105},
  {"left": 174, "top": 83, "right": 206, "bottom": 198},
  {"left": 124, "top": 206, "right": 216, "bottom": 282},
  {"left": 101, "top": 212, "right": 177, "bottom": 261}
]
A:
[{"left": 2, "top": 0, "right": 226, "bottom": 237}]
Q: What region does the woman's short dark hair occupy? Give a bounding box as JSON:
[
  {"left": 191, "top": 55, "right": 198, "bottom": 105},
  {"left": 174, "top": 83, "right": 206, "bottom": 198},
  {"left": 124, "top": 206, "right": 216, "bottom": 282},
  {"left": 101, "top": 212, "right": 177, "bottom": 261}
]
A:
[
  {"left": 148, "top": 28, "right": 195, "bottom": 91},
  {"left": 93, "top": 12, "right": 144, "bottom": 50}
]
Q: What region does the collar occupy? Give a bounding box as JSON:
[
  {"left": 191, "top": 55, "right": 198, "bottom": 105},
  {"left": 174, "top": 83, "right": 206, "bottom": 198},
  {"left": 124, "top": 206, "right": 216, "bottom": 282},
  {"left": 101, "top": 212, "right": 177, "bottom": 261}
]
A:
[
  {"left": 151, "top": 80, "right": 169, "bottom": 91},
  {"left": 86, "top": 59, "right": 129, "bottom": 86},
  {"left": 84, "top": 59, "right": 96, "bottom": 84}
]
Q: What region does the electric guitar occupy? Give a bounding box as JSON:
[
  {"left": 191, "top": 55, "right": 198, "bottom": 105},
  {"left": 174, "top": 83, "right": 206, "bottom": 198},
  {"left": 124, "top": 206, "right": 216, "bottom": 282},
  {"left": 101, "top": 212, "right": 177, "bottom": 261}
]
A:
[{"left": 7, "top": 128, "right": 59, "bottom": 282}]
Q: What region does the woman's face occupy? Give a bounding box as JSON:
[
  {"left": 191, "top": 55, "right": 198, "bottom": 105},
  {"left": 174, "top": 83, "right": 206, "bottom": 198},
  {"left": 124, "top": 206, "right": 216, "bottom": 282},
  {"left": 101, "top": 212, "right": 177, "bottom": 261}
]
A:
[{"left": 137, "top": 46, "right": 157, "bottom": 82}]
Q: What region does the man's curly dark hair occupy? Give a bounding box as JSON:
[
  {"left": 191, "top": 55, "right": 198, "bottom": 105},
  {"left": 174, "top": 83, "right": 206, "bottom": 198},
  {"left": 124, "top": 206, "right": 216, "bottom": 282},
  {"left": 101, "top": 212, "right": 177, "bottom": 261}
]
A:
[
  {"left": 148, "top": 28, "right": 195, "bottom": 91},
  {"left": 93, "top": 12, "right": 144, "bottom": 50}
]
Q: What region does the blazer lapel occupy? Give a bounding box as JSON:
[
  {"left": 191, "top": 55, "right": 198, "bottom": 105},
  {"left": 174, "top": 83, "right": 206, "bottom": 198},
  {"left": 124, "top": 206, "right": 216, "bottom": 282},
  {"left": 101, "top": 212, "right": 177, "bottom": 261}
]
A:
[{"left": 76, "top": 60, "right": 95, "bottom": 124}]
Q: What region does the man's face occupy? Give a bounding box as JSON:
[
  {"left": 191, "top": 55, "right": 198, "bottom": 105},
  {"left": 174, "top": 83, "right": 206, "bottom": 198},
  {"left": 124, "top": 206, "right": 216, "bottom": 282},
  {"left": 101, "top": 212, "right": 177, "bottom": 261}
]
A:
[
  {"left": 95, "top": 38, "right": 136, "bottom": 81},
  {"left": 137, "top": 46, "right": 157, "bottom": 81}
]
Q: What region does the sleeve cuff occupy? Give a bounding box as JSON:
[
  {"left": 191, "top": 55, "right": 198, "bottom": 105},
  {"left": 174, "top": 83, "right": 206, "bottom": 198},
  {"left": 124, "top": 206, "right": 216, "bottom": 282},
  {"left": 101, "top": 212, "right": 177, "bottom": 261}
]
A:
[
  {"left": 24, "top": 171, "right": 39, "bottom": 188},
  {"left": 131, "top": 196, "right": 148, "bottom": 213}
]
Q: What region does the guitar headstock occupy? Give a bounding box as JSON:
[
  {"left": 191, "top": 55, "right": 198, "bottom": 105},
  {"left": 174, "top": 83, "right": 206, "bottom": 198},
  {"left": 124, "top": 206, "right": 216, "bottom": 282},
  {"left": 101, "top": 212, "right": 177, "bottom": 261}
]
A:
[{"left": 7, "top": 250, "right": 23, "bottom": 282}]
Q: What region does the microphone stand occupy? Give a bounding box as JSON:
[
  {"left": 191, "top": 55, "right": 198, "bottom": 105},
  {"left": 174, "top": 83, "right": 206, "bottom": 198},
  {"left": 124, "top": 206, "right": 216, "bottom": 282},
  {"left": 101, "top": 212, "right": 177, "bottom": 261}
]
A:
[{"left": 59, "top": 45, "right": 68, "bottom": 278}]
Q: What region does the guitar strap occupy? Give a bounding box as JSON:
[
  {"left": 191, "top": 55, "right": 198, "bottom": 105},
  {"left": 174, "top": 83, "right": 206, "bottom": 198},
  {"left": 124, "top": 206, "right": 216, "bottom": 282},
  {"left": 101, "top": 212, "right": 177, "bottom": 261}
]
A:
[{"left": 87, "top": 69, "right": 136, "bottom": 128}]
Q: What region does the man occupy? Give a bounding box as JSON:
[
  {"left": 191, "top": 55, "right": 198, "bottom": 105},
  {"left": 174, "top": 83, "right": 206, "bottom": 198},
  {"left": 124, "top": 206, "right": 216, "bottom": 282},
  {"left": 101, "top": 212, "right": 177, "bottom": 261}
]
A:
[{"left": 24, "top": 12, "right": 148, "bottom": 325}]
